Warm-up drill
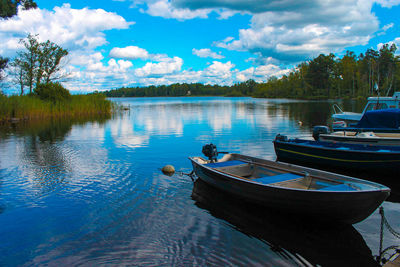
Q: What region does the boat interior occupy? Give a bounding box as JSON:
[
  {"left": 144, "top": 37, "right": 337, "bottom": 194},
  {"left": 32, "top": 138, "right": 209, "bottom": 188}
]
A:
[{"left": 194, "top": 155, "right": 361, "bottom": 192}]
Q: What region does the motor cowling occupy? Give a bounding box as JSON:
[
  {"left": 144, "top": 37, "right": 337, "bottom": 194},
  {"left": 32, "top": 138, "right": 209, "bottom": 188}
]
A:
[
  {"left": 202, "top": 143, "right": 218, "bottom": 162},
  {"left": 312, "top": 125, "right": 330, "bottom": 141}
]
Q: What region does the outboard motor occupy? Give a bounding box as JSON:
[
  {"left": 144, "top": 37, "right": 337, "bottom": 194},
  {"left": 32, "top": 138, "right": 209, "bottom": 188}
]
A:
[
  {"left": 202, "top": 143, "right": 218, "bottom": 162},
  {"left": 312, "top": 125, "right": 330, "bottom": 141}
]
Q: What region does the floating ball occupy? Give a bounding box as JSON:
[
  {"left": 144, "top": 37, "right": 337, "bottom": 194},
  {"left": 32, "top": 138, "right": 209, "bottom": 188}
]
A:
[{"left": 162, "top": 165, "right": 175, "bottom": 176}]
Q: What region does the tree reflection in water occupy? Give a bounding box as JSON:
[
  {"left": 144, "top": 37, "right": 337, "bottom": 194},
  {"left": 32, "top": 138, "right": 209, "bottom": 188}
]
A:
[{"left": 0, "top": 115, "right": 110, "bottom": 196}]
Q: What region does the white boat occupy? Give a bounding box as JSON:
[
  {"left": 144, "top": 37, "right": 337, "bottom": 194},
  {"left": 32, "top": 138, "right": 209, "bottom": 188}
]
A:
[{"left": 332, "top": 92, "right": 400, "bottom": 127}]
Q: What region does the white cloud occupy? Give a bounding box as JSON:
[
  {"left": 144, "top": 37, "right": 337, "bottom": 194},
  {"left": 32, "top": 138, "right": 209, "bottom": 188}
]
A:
[
  {"left": 143, "top": 0, "right": 210, "bottom": 20},
  {"left": 121, "top": 0, "right": 240, "bottom": 20},
  {"left": 0, "top": 4, "right": 135, "bottom": 93},
  {"left": 382, "top": 23, "right": 394, "bottom": 31},
  {"left": 236, "top": 64, "right": 290, "bottom": 82},
  {"left": 375, "top": 0, "right": 400, "bottom": 8},
  {"left": 109, "top": 45, "right": 171, "bottom": 62},
  {"left": 0, "top": 4, "right": 132, "bottom": 56},
  {"left": 109, "top": 46, "right": 149, "bottom": 60},
  {"left": 192, "top": 48, "right": 224, "bottom": 59},
  {"left": 63, "top": 53, "right": 134, "bottom": 92},
  {"left": 134, "top": 56, "right": 183, "bottom": 77},
  {"left": 212, "top": 0, "right": 379, "bottom": 62},
  {"left": 203, "top": 61, "right": 234, "bottom": 79}
]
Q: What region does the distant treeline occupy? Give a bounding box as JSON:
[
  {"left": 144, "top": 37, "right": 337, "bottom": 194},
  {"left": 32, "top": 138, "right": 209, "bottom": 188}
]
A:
[
  {"left": 105, "top": 44, "right": 400, "bottom": 99},
  {"left": 104, "top": 80, "right": 257, "bottom": 98}
]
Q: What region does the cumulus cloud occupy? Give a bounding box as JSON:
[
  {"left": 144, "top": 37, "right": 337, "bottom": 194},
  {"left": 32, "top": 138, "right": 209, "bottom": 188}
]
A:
[
  {"left": 0, "top": 4, "right": 132, "bottom": 56},
  {"left": 63, "top": 51, "right": 134, "bottom": 92},
  {"left": 141, "top": 0, "right": 210, "bottom": 20},
  {"left": 134, "top": 56, "right": 183, "bottom": 77},
  {"left": 120, "top": 0, "right": 242, "bottom": 20},
  {"left": 109, "top": 45, "right": 171, "bottom": 62},
  {"left": 192, "top": 48, "right": 224, "bottom": 59},
  {"left": 116, "top": 0, "right": 400, "bottom": 65},
  {"left": 235, "top": 64, "right": 290, "bottom": 82},
  {"left": 207, "top": 0, "right": 379, "bottom": 62},
  {"left": 0, "top": 4, "right": 134, "bottom": 92},
  {"left": 203, "top": 61, "right": 234, "bottom": 79},
  {"left": 171, "top": 0, "right": 315, "bottom": 14},
  {"left": 375, "top": 0, "right": 400, "bottom": 8},
  {"left": 109, "top": 46, "right": 149, "bottom": 60}
]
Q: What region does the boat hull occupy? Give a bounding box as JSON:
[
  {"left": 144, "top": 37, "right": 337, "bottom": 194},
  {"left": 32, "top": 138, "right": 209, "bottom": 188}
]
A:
[
  {"left": 273, "top": 139, "right": 400, "bottom": 174},
  {"left": 190, "top": 156, "right": 389, "bottom": 224}
]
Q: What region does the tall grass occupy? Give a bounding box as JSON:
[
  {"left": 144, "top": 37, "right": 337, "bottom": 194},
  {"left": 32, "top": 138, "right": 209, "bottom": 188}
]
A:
[{"left": 0, "top": 93, "right": 113, "bottom": 122}]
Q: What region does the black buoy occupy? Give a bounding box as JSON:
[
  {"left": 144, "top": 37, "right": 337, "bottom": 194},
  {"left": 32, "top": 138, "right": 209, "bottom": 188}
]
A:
[{"left": 312, "top": 126, "right": 330, "bottom": 141}]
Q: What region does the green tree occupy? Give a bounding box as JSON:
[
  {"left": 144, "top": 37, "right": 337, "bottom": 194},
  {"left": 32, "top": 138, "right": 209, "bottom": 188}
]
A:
[
  {"left": 1, "top": 0, "right": 37, "bottom": 89},
  {"left": 37, "top": 40, "right": 68, "bottom": 84},
  {"left": 377, "top": 44, "right": 398, "bottom": 95},
  {"left": 0, "top": 56, "right": 8, "bottom": 82},
  {"left": 34, "top": 82, "right": 71, "bottom": 103},
  {"left": 18, "top": 34, "right": 40, "bottom": 93},
  {"left": 12, "top": 34, "right": 68, "bottom": 94},
  {"left": 306, "top": 53, "right": 336, "bottom": 97},
  {"left": 337, "top": 51, "right": 357, "bottom": 97},
  {"left": 0, "top": 0, "right": 37, "bottom": 18}
]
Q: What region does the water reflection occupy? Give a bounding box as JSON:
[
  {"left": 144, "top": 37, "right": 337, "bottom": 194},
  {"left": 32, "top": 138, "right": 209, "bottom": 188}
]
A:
[
  {"left": 0, "top": 116, "right": 110, "bottom": 142},
  {"left": 0, "top": 115, "right": 110, "bottom": 198},
  {"left": 192, "top": 179, "right": 380, "bottom": 267}
]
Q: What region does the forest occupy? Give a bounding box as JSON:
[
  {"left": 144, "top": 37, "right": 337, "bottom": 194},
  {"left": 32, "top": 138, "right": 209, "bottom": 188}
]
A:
[{"left": 105, "top": 44, "right": 400, "bottom": 99}]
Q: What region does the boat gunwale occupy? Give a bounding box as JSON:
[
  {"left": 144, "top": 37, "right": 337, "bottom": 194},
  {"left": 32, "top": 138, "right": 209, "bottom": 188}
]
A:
[
  {"left": 274, "top": 139, "right": 400, "bottom": 154},
  {"left": 189, "top": 155, "right": 390, "bottom": 194}
]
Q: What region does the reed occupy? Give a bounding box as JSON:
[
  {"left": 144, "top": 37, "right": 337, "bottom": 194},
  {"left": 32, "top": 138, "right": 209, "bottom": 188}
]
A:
[{"left": 0, "top": 93, "right": 113, "bottom": 122}]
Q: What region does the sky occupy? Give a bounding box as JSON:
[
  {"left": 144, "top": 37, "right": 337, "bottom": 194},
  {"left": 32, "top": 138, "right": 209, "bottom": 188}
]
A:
[{"left": 1, "top": 0, "right": 400, "bottom": 94}]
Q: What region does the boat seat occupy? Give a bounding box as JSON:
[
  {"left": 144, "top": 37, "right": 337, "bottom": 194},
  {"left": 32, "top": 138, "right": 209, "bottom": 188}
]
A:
[
  {"left": 205, "top": 160, "right": 247, "bottom": 168},
  {"left": 252, "top": 173, "right": 302, "bottom": 185},
  {"left": 318, "top": 183, "right": 356, "bottom": 191}
]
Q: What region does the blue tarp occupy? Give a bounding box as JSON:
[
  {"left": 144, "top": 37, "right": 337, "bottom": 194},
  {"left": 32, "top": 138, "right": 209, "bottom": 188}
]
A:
[{"left": 355, "top": 108, "right": 400, "bottom": 129}]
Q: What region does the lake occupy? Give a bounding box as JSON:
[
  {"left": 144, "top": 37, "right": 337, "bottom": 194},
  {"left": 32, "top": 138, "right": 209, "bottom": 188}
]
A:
[{"left": 0, "top": 97, "right": 398, "bottom": 266}]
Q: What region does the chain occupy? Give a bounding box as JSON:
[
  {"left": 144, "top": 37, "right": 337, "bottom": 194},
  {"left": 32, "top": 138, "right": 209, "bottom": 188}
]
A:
[
  {"left": 377, "top": 207, "right": 400, "bottom": 265},
  {"left": 380, "top": 207, "right": 400, "bottom": 239}
]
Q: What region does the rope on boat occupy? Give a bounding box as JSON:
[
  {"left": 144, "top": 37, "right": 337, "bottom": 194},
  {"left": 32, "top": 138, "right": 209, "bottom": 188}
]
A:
[{"left": 377, "top": 207, "right": 400, "bottom": 265}]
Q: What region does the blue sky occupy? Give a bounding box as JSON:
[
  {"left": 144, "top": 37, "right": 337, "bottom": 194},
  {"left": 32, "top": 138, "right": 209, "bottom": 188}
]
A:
[{"left": 1, "top": 0, "right": 400, "bottom": 93}]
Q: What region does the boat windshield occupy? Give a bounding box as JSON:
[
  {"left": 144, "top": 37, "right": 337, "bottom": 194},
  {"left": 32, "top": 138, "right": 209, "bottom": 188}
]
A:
[{"left": 365, "top": 102, "right": 388, "bottom": 112}]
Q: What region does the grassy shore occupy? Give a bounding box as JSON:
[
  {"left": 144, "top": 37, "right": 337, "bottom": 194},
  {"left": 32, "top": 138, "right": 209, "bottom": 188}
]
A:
[{"left": 0, "top": 93, "right": 113, "bottom": 122}]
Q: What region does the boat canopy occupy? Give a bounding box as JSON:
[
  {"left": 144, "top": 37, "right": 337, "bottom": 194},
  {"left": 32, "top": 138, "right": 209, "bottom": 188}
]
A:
[{"left": 355, "top": 109, "right": 400, "bottom": 129}]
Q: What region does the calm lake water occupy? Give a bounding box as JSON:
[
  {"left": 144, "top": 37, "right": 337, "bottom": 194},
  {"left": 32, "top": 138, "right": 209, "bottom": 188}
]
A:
[{"left": 0, "top": 97, "right": 398, "bottom": 266}]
